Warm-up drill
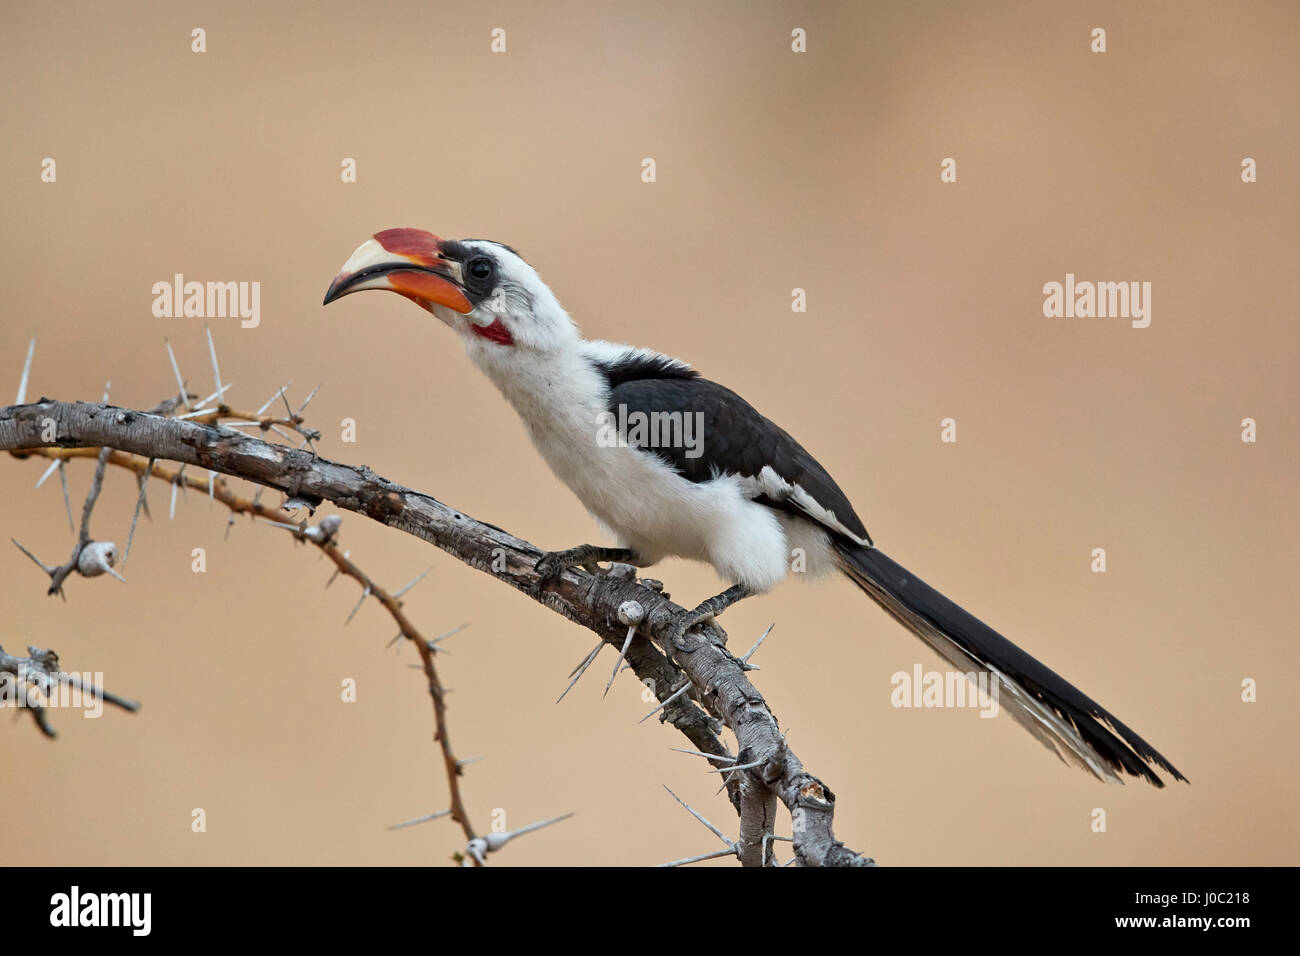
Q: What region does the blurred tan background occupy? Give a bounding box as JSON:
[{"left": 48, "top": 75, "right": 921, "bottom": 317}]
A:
[{"left": 2, "top": 0, "right": 1296, "bottom": 866}]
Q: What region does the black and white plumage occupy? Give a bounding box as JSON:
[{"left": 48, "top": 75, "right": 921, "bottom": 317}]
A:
[
  {"left": 596, "top": 354, "right": 873, "bottom": 543},
  {"left": 324, "top": 228, "right": 1187, "bottom": 789}
]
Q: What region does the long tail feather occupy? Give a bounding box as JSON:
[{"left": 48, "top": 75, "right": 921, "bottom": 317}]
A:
[{"left": 836, "top": 543, "right": 1186, "bottom": 787}]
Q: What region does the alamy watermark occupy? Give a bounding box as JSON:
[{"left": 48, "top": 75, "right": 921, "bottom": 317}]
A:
[
  {"left": 1042, "top": 273, "right": 1151, "bottom": 328},
  {"left": 596, "top": 404, "right": 705, "bottom": 459},
  {"left": 891, "top": 663, "right": 1000, "bottom": 718},
  {"left": 152, "top": 274, "right": 260, "bottom": 328},
  {"left": 50, "top": 886, "right": 151, "bottom": 936},
  {"left": 0, "top": 668, "right": 105, "bottom": 718}
]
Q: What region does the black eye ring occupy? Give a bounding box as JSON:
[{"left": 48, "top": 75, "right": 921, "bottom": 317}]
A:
[{"left": 467, "top": 257, "right": 494, "bottom": 282}]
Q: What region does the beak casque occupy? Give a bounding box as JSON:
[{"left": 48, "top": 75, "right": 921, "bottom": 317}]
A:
[{"left": 323, "top": 228, "right": 473, "bottom": 313}]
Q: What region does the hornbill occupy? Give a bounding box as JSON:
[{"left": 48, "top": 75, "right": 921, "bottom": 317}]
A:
[{"left": 324, "top": 227, "right": 1186, "bottom": 788}]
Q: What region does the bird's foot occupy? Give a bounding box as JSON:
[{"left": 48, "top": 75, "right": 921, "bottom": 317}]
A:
[
  {"left": 666, "top": 584, "right": 752, "bottom": 651},
  {"left": 533, "top": 545, "right": 637, "bottom": 593}
]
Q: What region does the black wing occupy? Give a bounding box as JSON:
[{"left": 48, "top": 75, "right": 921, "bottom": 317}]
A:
[{"left": 600, "top": 361, "right": 872, "bottom": 545}]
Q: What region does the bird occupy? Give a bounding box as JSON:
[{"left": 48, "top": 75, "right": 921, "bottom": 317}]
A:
[{"left": 324, "top": 227, "right": 1187, "bottom": 789}]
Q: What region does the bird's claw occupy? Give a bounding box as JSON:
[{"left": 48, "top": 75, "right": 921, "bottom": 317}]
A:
[
  {"left": 533, "top": 550, "right": 600, "bottom": 595},
  {"left": 663, "top": 585, "right": 749, "bottom": 651},
  {"left": 666, "top": 611, "right": 711, "bottom": 651},
  {"left": 533, "top": 546, "right": 636, "bottom": 595},
  {"left": 533, "top": 553, "right": 569, "bottom": 594},
  {"left": 534, "top": 553, "right": 562, "bottom": 581}
]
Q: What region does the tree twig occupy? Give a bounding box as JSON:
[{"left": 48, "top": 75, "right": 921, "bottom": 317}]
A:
[
  {"left": 13, "top": 444, "right": 483, "bottom": 855},
  {"left": 0, "top": 643, "right": 139, "bottom": 738}
]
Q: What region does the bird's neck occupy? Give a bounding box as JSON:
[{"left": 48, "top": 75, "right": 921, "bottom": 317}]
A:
[{"left": 465, "top": 334, "right": 605, "bottom": 438}]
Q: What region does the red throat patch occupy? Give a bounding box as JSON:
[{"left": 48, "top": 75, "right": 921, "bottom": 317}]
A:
[{"left": 471, "top": 318, "right": 514, "bottom": 346}]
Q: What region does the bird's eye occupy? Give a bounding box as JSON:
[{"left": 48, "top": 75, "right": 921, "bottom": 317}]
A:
[{"left": 467, "top": 257, "right": 494, "bottom": 282}]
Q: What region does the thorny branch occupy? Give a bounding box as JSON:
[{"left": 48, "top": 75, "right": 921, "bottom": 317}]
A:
[
  {"left": 1, "top": 343, "right": 543, "bottom": 868},
  {"left": 6, "top": 337, "right": 495, "bottom": 859},
  {"left": 11, "top": 444, "right": 483, "bottom": 859},
  {"left": 1, "top": 396, "right": 874, "bottom": 867}
]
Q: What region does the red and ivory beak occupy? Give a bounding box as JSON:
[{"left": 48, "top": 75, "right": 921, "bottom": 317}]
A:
[{"left": 323, "top": 228, "right": 473, "bottom": 314}]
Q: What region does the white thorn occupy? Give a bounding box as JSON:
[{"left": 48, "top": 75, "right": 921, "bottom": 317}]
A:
[
  {"left": 257, "top": 519, "right": 302, "bottom": 533},
  {"left": 662, "top": 786, "right": 734, "bottom": 848},
  {"left": 603, "top": 623, "right": 640, "bottom": 698},
  {"left": 482, "top": 813, "right": 574, "bottom": 855},
  {"left": 345, "top": 585, "right": 371, "bottom": 624},
  {"left": 567, "top": 640, "right": 603, "bottom": 678},
  {"left": 670, "top": 748, "right": 736, "bottom": 763},
  {"left": 177, "top": 384, "right": 233, "bottom": 417},
  {"left": 15, "top": 337, "right": 35, "bottom": 405},
  {"left": 205, "top": 325, "right": 223, "bottom": 402},
  {"left": 739, "top": 623, "right": 775, "bottom": 665},
  {"left": 297, "top": 382, "right": 322, "bottom": 415},
  {"left": 187, "top": 384, "right": 233, "bottom": 411},
  {"left": 638, "top": 680, "right": 692, "bottom": 724},
  {"left": 164, "top": 339, "right": 190, "bottom": 410},
  {"left": 393, "top": 565, "right": 434, "bottom": 598},
  {"left": 11, "top": 537, "right": 53, "bottom": 574},
  {"left": 121, "top": 458, "right": 155, "bottom": 570},
  {"left": 655, "top": 846, "right": 737, "bottom": 868},
  {"left": 429, "top": 623, "right": 469, "bottom": 647},
  {"left": 35, "top": 458, "right": 60, "bottom": 489},
  {"left": 557, "top": 641, "right": 603, "bottom": 703},
  {"left": 387, "top": 809, "right": 451, "bottom": 831},
  {"left": 256, "top": 384, "right": 289, "bottom": 416},
  {"left": 58, "top": 462, "right": 73, "bottom": 531},
  {"left": 706, "top": 758, "right": 765, "bottom": 776},
  {"left": 603, "top": 628, "right": 637, "bottom": 698}
]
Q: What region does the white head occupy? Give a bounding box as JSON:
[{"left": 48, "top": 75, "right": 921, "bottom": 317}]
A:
[{"left": 323, "top": 228, "right": 578, "bottom": 355}]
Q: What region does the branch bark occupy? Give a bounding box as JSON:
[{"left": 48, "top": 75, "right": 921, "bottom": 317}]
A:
[{"left": 2, "top": 398, "right": 873, "bottom": 867}]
